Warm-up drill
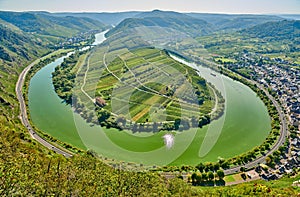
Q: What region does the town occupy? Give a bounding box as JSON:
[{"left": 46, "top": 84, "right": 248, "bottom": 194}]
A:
[
  {"left": 56, "top": 29, "right": 101, "bottom": 48},
  {"left": 226, "top": 52, "right": 300, "bottom": 180}
]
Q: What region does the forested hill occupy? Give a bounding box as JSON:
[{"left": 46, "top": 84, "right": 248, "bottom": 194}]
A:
[
  {"left": 0, "top": 23, "right": 45, "bottom": 64},
  {"left": 0, "top": 11, "right": 106, "bottom": 67},
  {"left": 48, "top": 11, "right": 140, "bottom": 25},
  {"left": 240, "top": 20, "right": 300, "bottom": 41},
  {"left": 0, "top": 11, "right": 106, "bottom": 37},
  {"left": 0, "top": 23, "right": 54, "bottom": 69},
  {"left": 187, "top": 13, "right": 282, "bottom": 31},
  {"left": 105, "top": 10, "right": 290, "bottom": 38},
  {"left": 106, "top": 10, "right": 214, "bottom": 37}
]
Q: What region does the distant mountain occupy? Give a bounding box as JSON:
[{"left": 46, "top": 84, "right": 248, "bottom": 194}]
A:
[
  {"left": 44, "top": 11, "right": 141, "bottom": 25},
  {"left": 278, "top": 14, "right": 300, "bottom": 20},
  {"left": 106, "top": 10, "right": 214, "bottom": 37},
  {"left": 240, "top": 20, "right": 300, "bottom": 41},
  {"left": 0, "top": 11, "right": 106, "bottom": 38},
  {"left": 0, "top": 11, "right": 107, "bottom": 67},
  {"left": 135, "top": 9, "right": 194, "bottom": 19},
  {"left": 187, "top": 13, "right": 283, "bottom": 31}
]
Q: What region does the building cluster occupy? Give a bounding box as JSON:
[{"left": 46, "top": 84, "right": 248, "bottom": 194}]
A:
[
  {"left": 256, "top": 146, "right": 300, "bottom": 181},
  {"left": 228, "top": 53, "right": 300, "bottom": 180},
  {"left": 229, "top": 53, "right": 299, "bottom": 129},
  {"left": 252, "top": 59, "right": 300, "bottom": 129},
  {"left": 57, "top": 30, "right": 99, "bottom": 47},
  {"left": 254, "top": 137, "right": 300, "bottom": 181}
]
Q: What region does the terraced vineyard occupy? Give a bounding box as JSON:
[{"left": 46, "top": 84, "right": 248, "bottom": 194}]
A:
[
  {"left": 93, "top": 48, "right": 214, "bottom": 126},
  {"left": 52, "top": 31, "right": 224, "bottom": 132}
]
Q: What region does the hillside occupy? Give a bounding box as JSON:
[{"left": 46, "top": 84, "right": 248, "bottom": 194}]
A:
[
  {"left": 187, "top": 13, "right": 282, "bottom": 31},
  {"left": 42, "top": 11, "right": 286, "bottom": 34},
  {"left": 49, "top": 11, "right": 141, "bottom": 25},
  {"left": 106, "top": 10, "right": 214, "bottom": 37},
  {"left": 279, "top": 14, "right": 300, "bottom": 20},
  {"left": 0, "top": 11, "right": 106, "bottom": 37},
  {"left": 0, "top": 23, "right": 46, "bottom": 65},
  {"left": 193, "top": 19, "right": 300, "bottom": 58},
  {"left": 240, "top": 20, "right": 300, "bottom": 41},
  {"left": 0, "top": 11, "right": 107, "bottom": 68}
]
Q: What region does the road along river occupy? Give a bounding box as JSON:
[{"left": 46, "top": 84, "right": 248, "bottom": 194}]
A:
[{"left": 28, "top": 32, "right": 271, "bottom": 166}]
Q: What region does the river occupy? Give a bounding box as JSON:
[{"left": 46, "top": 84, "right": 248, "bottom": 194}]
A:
[{"left": 28, "top": 31, "right": 271, "bottom": 166}]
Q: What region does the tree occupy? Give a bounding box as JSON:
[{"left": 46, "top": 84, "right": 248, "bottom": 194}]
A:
[
  {"left": 265, "top": 156, "right": 272, "bottom": 164},
  {"left": 191, "top": 173, "right": 197, "bottom": 185},
  {"left": 240, "top": 166, "right": 246, "bottom": 172},
  {"left": 174, "top": 118, "right": 181, "bottom": 130},
  {"left": 97, "top": 109, "right": 110, "bottom": 122},
  {"left": 241, "top": 173, "right": 247, "bottom": 180},
  {"left": 196, "top": 163, "right": 205, "bottom": 173},
  {"left": 132, "top": 123, "right": 138, "bottom": 132},
  {"left": 201, "top": 172, "right": 207, "bottom": 181},
  {"left": 264, "top": 143, "right": 270, "bottom": 150},
  {"left": 213, "top": 163, "right": 220, "bottom": 172},
  {"left": 216, "top": 170, "right": 225, "bottom": 180},
  {"left": 204, "top": 162, "right": 214, "bottom": 172},
  {"left": 218, "top": 157, "right": 225, "bottom": 165},
  {"left": 87, "top": 111, "right": 94, "bottom": 123},
  {"left": 208, "top": 171, "right": 214, "bottom": 180},
  {"left": 221, "top": 161, "right": 229, "bottom": 169},
  {"left": 196, "top": 174, "right": 202, "bottom": 185}
]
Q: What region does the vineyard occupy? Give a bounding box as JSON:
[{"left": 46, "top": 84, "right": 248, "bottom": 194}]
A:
[{"left": 95, "top": 48, "right": 212, "bottom": 124}]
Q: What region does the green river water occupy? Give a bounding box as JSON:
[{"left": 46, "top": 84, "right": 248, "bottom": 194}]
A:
[{"left": 28, "top": 31, "right": 271, "bottom": 166}]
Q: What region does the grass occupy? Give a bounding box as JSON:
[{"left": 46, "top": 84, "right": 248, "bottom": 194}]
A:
[
  {"left": 224, "top": 173, "right": 244, "bottom": 183},
  {"left": 224, "top": 175, "right": 236, "bottom": 182},
  {"left": 194, "top": 173, "right": 300, "bottom": 196}
]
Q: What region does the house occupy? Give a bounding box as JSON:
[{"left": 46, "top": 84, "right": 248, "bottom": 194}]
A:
[
  {"left": 279, "top": 166, "right": 285, "bottom": 174},
  {"left": 267, "top": 174, "right": 278, "bottom": 180},
  {"left": 95, "top": 97, "right": 106, "bottom": 107}
]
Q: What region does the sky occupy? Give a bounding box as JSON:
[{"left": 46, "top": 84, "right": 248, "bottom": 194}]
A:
[{"left": 0, "top": 0, "right": 299, "bottom": 14}]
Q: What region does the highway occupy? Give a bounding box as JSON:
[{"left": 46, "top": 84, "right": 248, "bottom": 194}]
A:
[{"left": 16, "top": 54, "right": 73, "bottom": 158}]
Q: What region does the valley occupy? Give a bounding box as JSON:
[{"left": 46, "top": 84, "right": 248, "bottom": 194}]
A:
[
  {"left": 28, "top": 27, "right": 270, "bottom": 167},
  {"left": 0, "top": 8, "right": 299, "bottom": 196}
]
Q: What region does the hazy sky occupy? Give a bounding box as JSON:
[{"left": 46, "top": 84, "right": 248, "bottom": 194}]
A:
[{"left": 0, "top": 0, "right": 299, "bottom": 14}]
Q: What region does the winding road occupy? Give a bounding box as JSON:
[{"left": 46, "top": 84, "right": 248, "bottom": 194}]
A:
[
  {"left": 223, "top": 80, "right": 288, "bottom": 175},
  {"left": 16, "top": 53, "right": 73, "bottom": 158},
  {"left": 197, "top": 59, "right": 288, "bottom": 175},
  {"left": 15, "top": 48, "right": 288, "bottom": 176}
]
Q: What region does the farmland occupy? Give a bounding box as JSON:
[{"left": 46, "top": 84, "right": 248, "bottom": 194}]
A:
[
  {"left": 54, "top": 42, "right": 224, "bottom": 132},
  {"left": 95, "top": 48, "right": 212, "bottom": 124}
]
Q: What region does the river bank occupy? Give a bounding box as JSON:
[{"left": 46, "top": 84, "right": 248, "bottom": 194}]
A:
[{"left": 27, "top": 31, "right": 271, "bottom": 167}]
